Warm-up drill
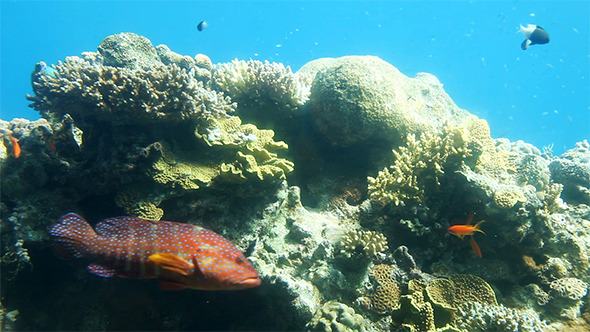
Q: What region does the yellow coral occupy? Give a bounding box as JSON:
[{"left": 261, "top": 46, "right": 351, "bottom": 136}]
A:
[
  {"left": 340, "top": 230, "right": 389, "bottom": 257},
  {"left": 196, "top": 116, "right": 294, "bottom": 182},
  {"left": 368, "top": 123, "right": 471, "bottom": 207},
  {"left": 493, "top": 188, "right": 526, "bottom": 209},
  {"left": 368, "top": 264, "right": 401, "bottom": 313}
]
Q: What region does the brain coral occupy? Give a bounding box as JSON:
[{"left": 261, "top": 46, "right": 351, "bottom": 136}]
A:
[
  {"left": 368, "top": 264, "right": 401, "bottom": 313},
  {"left": 309, "top": 55, "right": 469, "bottom": 147},
  {"left": 425, "top": 274, "right": 497, "bottom": 312}
]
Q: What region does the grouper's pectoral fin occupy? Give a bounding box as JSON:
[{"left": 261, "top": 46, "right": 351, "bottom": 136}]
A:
[{"left": 148, "top": 253, "right": 195, "bottom": 276}]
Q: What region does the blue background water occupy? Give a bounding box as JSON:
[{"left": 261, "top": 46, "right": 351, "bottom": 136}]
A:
[{"left": 1, "top": 0, "right": 588, "bottom": 154}]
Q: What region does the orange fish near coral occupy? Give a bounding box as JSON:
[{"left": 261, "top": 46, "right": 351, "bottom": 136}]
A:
[
  {"left": 50, "top": 213, "right": 261, "bottom": 290},
  {"left": 448, "top": 212, "right": 485, "bottom": 258},
  {"left": 9, "top": 136, "right": 21, "bottom": 158}
]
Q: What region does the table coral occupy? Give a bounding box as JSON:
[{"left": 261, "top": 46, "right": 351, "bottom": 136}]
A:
[{"left": 27, "top": 56, "right": 234, "bottom": 125}]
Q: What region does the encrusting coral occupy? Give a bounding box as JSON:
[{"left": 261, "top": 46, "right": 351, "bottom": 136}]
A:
[
  {"left": 306, "top": 300, "right": 367, "bottom": 332},
  {"left": 368, "top": 264, "right": 401, "bottom": 313},
  {"left": 549, "top": 277, "right": 588, "bottom": 301}
]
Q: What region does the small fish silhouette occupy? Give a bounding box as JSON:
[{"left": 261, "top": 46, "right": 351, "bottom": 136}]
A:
[
  {"left": 197, "top": 20, "right": 208, "bottom": 31},
  {"left": 50, "top": 213, "right": 261, "bottom": 290}
]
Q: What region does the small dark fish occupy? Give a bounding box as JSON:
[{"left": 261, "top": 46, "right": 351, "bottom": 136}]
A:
[
  {"left": 197, "top": 20, "right": 208, "bottom": 32},
  {"left": 520, "top": 24, "right": 550, "bottom": 50}
]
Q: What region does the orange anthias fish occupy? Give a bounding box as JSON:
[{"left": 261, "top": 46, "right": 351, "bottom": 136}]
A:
[
  {"left": 448, "top": 212, "right": 486, "bottom": 258},
  {"left": 50, "top": 213, "right": 261, "bottom": 290},
  {"left": 9, "top": 136, "right": 21, "bottom": 158}
]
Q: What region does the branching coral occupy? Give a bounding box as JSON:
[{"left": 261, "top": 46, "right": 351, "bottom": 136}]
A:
[
  {"left": 340, "top": 230, "right": 389, "bottom": 257},
  {"left": 27, "top": 56, "right": 235, "bottom": 125},
  {"left": 367, "top": 124, "right": 471, "bottom": 207},
  {"left": 212, "top": 59, "right": 310, "bottom": 112}
]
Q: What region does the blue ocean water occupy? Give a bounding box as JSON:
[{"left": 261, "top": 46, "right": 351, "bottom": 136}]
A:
[{"left": 1, "top": 0, "right": 588, "bottom": 155}]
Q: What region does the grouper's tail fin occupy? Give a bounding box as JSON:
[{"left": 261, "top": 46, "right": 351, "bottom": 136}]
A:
[{"left": 50, "top": 213, "right": 97, "bottom": 259}]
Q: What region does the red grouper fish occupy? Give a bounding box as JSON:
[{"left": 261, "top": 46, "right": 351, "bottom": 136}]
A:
[{"left": 50, "top": 213, "right": 261, "bottom": 290}]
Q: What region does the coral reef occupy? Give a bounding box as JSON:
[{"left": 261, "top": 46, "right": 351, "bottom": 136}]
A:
[
  {"left": 550, "top": 140, "right": 590, "bottom": 205},
  {"left": 1, "top": 32, "right": 589, "bottom": 332},
  {"left": 368, "top": 264, "right": 401, "bottom": 313}
]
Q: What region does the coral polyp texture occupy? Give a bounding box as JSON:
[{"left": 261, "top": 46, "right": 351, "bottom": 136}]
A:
[
  {"left": 27, "top": 56, "right": 234, "bottom": 125},
  {"left": 212, "top": 59, "right": 310, "bottom": 113},
  {"left": 340, "top": 229, "right": 389, "bottom": 257},
  {"left": 367, "top": 123, "right": 471, "bottom": 208},
  {"left": 1, "top": 32, "right": 589, "bottom": 332}
]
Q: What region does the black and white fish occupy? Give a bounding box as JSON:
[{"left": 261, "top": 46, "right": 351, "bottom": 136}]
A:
[
  {"left": 520, "top": 24, "right": 550, "bottom": 50},
  {"left": 197, "top": 20, "right": 208, "bottom": 32}
]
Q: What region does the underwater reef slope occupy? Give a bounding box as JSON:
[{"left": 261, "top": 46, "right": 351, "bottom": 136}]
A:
[{"left": 1, "top": 32, "right": 589, "bottom": 331}]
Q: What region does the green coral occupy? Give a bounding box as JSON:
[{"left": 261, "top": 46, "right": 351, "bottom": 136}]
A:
[{"left": 368, "top": 123, "right": 471, "bottom": 207}]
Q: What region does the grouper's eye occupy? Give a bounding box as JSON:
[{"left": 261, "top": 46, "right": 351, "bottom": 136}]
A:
[{"left": 235, "top": 256, "right": 244, "bottom": 264}]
